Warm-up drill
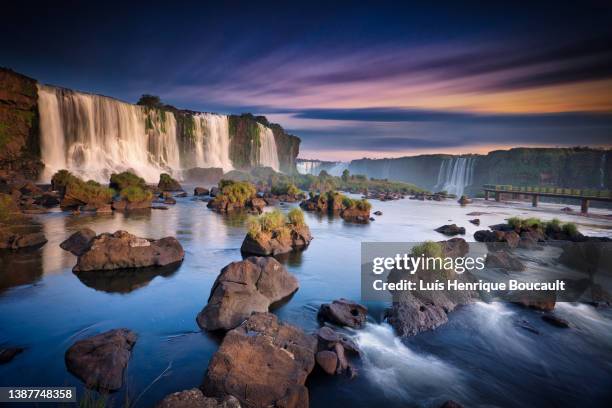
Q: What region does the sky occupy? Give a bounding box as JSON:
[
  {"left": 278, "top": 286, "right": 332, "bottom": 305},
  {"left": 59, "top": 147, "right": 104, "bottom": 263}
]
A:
[{"left": 2, "top": 0, "right": 611, "bottom": 161}]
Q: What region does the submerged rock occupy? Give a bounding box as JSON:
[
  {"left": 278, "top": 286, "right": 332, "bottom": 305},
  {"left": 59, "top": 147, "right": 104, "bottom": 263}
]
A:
[
  {"left": 156, "top": 389, "right": 240, "bottom": 408},
  {"left": 196, "top": 257, "right": 299, "bottom": 331},
  {"left": 241, "top": 225, "right": 312, "bottom": 256},
  {"left": 469, "top": 218, "right": 480, "bottom": 226},
  {"left": 73, "top": 230, "right": 184, "bottom": 272},
  {"left": 202, "top": 312, "right": 316, "bottom": 408},
  {"left": 0, "top": 347, "right": 24, "bottom": 364},
  {"left": 373, "top": 210, "right": 382, "bottom": 216},
  {"left": 318, "top": 298, "right": 368, "bottom": 329},
  {"left": 440, "top": 401, "right": 464, "bottom": 408},
  {"left": 541, "top": 314, "right": 570, "bottom": 328},
  {"left": 0, "top": 228, "right": 47, "bottom": 250},
  {"left": 194, "top": 187, "right": 210, "bottom": 196},
  {"left": 60, "top": 228, "right": 96, "bottom": 256},
  {"left": 435, "top": 224, "right": 466, "bottom": 236},
  {"left": 65, "top": 328, "right": 137, "bottom": 391}
]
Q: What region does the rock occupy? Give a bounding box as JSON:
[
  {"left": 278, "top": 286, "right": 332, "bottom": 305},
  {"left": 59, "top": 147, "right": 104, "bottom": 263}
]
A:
[
  {"left": 209, "top": 186, "right": 220, "bottom": 197},
  {"left": 316, "top": 350, "right": 338, "bottom": 375},
  {"left": 474, "top": 230, "right": 497, "bottom": 242},
  {"left": 0, "top": 228, "right": 47, "bottom": 250},
  {"left": 65, "top": 329, "right": 137, "bottom": 391},
  {"left": 158, "top": 173, "right": 182, "bottom": 192},
  {"left": 318, "top": 298, "right": 367, "bottom": 328},
  {"left": 340, "top": 207, "right": 370, "bottom": 223},
  {"left": 316, "top": 327, "right": 360, "bottom": 355},
  {"left": 196, "top": 257, "right": 299, "bottom": 331},
  {"left": 373, "top": 211, "right": 382, "bottom": 216},
  {"left": 439, "top": 237, "right": 470, "bottom": 258},
  {"left": 541, "top": 314, "right": 570, "bottom": 328},
  {"left": 457, "top": 196, "right": 472, "bottom": 205},
  {"left": 435, "top": 224, "right": 466, "bottom": 236},
  {"left": 202, "top": 313, "right": 316, "bottom": 408},
  {"left": 503, "top": 231, "right": 520, "bottom": 248},
  {"left": 184, "top": 167, "right": 224, "bottom": 185},
  {"left": 194, "top": 187, "right": 210, "bottom": 196},
  {"left": 73, "top": 230, "right": 184, "bottom": 272},
  {"left": 512, "top": 291, "right": 556, "bottom": 311},
  {"left": 156, "top": 389, "right": 240, "bottom": 408},
  {"left": 241, "top": 225, "right": 312, "bottom": 256},
  {"left": 164, "top": 197, "right": 177, "bottom": 205},
  {"left": 112, "top": 197, "right": 152, "bottom": 212},
  {"left": 469, "top": 218, "right": 480, "bottom": 225},
  {"left": 60, "top": 228, "right": 96, "bottom": 256},
  {"left": 0, "top": 347, "right": 24, "bottom": 364},
  {"left": 440, "top": 401, "right": 464, "bottom": 408},
  {"left": 152, "top": 205, "right": 169, "bottom": 210},
  {"left": 175, "top": 192, "right": 188, "bottom": 198},
  {"left": 249, "top": 197, "right": 267, "bottom": 212},
  {"left": 35, "top": 191, "right": 60, "bottom": 208},
  {"left": 486, "top": 251, "right": 525, "bottom": 271}
]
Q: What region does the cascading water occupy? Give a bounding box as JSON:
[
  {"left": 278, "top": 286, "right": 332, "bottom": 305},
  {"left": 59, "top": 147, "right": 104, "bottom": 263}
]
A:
[
  {"left": 36, "top": 85, "right": 242, "bottom": 183},
  {"left": 38, "top": 84, "right": 179, "bottom": 183},
  {"left": 435, "top": 156, "right": 476, "bottom": 197},
  {"left": 186, "top": 113, "right": 233, "bottom": 172},
  {"left": 257, "top": 123, "right": 280, "bottom": 171},
  {"left": 329, "top": 162, "right": 349, "bottom": 177},
  {"left": 296, "top": 160, "right": 322, "bottom": 175}
]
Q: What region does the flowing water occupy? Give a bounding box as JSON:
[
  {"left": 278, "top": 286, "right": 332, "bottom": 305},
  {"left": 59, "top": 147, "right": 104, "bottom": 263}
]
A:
[
  {"left": 258, "top": 124, "right": 280, "bottom": 171},
  {"left": 435, "top": 157, "right": 477, "bottom": 197},
  {"left": 184, "top": 114, "right": 233, "bottom": 172},
  {"left": 0, "top": 196, "right": 611, "bottom": 407}
]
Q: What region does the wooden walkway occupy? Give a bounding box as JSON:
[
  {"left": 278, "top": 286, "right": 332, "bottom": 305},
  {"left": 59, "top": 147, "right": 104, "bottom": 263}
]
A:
[{"left": 482, "top": 185, "right": 612, "bottom": 214}]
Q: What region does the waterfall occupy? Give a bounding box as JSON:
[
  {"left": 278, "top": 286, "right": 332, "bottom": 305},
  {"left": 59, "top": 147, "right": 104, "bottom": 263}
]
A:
[
  {"left": 258, "top": 123, "right": 280, "bottom": 171},
  {"left": 187, "top": 113, "right": 233, "bottom": 172},
  {"left": 36, "top": 85, "right": 242, "bottom": 183},
  {"left": 296, "top": 160, "right": 322, "bottom": 175},
  {"left": 329, "top": 162, "right": 349, "bottom": 177},
  {"left": 435, "top": 156, "right": 476, "bottom": 197}
]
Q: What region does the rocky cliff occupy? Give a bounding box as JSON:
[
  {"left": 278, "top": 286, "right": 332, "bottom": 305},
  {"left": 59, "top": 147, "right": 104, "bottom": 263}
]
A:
[
  {"left": 350, "top": 147, "right": 611, "bottom": 194},
  {"left": 0, "top": 68, "right": 43, "bottom": 179}
]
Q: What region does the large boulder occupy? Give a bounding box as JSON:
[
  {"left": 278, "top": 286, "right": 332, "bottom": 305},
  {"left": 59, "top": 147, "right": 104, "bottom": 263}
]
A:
[
  {"left": 435, "top": 224, "right": 466, "bottom": 236},
  {"left": 60, "top": 228, "right": 96, "bottom": 256},
  {"left": 73, "top": 230, "right": 184, "bottom": 272},
  {"left": 158, "top": 173, "right": 183, "bottom": 192},
  {"left": 202, "top": 312, "right": 317, "bottom": 408},
  {"left": 196, "top": 257, "right": 299, "bottom": 331},
  {"left": 485, "top": 251, "right": 525, "bottom": 271},
  {"left": 340, "top": 207, "right": 370, "bottom": 223},
  {"left": 156, "top": 389, "right": 240, "bottom": 408},
  {"left": 241, "top": 225, "right": 312, "bottom": 256},
  {"left": 318, "top": 299, "right": 368, "bottom": 328},
  {"left": 194, "top": 187, "right": 210, "bottom": 196},
  {"left": 0, "top": 228, "right": 47, "bottom": 250},
  {"left": 65, "top": 329, "right": 137, "bottom": 391}
]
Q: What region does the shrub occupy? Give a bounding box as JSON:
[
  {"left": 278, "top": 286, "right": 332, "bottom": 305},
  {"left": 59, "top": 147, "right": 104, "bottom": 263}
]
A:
[
  {"left": 545, "top": 218, "right": 562, "bottom": 232},
  {"left": 355, "top": 199, "right": 371, "bottom": 211},
  {"left": 221, "top": 181, "right": 256, "bottom": 205},
  {"left": 271, "top": 182, "right": 301, "bottom": 196},
  {"left": 411, "top": 241, "right": 443, "bottom": 258},
  {"left": 110, "top": 171, "right": 146, "bottom": 191},
  {"left": 246, "top": 216, "right": 263, "bottom": 238},
  {"left": 522, "top": 217, "right": 543, "bottom": 230},
  {"left": 562, "top": 222, "right": 579, "bottom": 237},
  {"left": 51, "top": 169, "right": 77, "bottom": 192},
  {"left": 259, "top": 209, "right": 286, "bottom": 232},
  {"left": 507, "top": 217, "right": 522, "bottom": 229},
  {"left": 119, "top": 186, "right": 153, "bottom": 203},
  {"left": 0, "top": 193, "right": 18, "bottom": 222},
  {"left": 65, "top": 178, "right": 114, "bottom": 204},
  {"left": 287, "top": 208, "right": 305, "bottom": 227}
]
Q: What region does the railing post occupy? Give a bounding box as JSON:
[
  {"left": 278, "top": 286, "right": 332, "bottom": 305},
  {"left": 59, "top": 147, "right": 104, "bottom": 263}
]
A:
[
  {"left": 495, "top": 192, "right": 501, "bottom": 202},
  {"left": 532, "top": 194, "right": 539, "bottom": 207},
  {"left": 484, "top": 190, "right": 490, "bottom": 200}
]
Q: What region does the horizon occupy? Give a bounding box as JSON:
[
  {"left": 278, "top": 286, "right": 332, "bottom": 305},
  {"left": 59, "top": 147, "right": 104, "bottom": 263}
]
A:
[{"left": 2, "top": 1, "right": 612, "bottom": 161}]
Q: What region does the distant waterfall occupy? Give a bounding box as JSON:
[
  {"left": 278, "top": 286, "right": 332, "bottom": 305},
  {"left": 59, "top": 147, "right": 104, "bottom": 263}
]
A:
[
  {"left": 258, "top": 124, "right": 280, "bottom": 171},
  {"left": 187, "top": 113, "right": 233, "bottom": 172},
  {"left": 435, "top": 156, "right": 476, "bottom": 197},
  {"left": 329, "top": 162, "right": 349, "bottom": 177},
  {"left": 36, "top": 85, "right": 240, "bottom": 183},
  {"left": 297, "top": 160, "right": 322, "bottom": 175}
]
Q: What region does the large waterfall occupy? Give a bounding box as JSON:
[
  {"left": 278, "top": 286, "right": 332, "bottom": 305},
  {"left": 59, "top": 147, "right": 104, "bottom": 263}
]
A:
[
  {"left": 36, "top": 85, "right": 240, "bottom": 183},
  {"left": 297, "top": 160, "right": 322, "bottom": 175},
  {"left": 258, "top": 124, "right": 280, "bottom": 172},
  {"left": 434, "top": 156, "right": 476, "bottom": 197}
]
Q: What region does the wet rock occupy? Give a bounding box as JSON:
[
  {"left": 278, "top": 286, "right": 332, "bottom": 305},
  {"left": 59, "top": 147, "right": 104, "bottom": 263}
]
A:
[
  {"left": 439, "top": 237, "right": 470, "bottom": 258},
  {"left": 202, "top": 313, "right": 316, "bottom": 408},
  {"left": 156, "top": 389, "right": 240, "bottom": 408},
  {"left": 512, "top": 291, "right": 556, "bottom": 311},
  {"left": 0, "top": 347, "right": 24, "bottom": 364},
  {"left": 373, "top": 211, "right": 382, "bottom": 216},
  {"left": 65, "top": 328, "right": 137, "bottom": 391},
  {"left": 249, "top": 197, "right": 267, "bottom": 212},
  {"left": 315, "top": 350, "right": 338, "bottom": 375},
  {"left": 112, "top": 197, "right": 152, "bottom": 212},
  {"left": 0, "top": 228, "right": 47, "bottom": 250},
  {"left": 196, "top": 257, "right": 298, "bottom": 331},
  {"left": 485, "top": 251, "right": 525, "bottom": 271},
  {"left": 209, "top": 186, "right": 220, "bottom": 197},
  {"left": 340, "top": 207, "right": 370, "bottom": 223},
  {"left": 435, "top": 224, "right": 466, "bottom": 236},
  {"left": 241, "top": 225, "right": 312, "bottom": 256},
  {"left": 541, "top": 314, "right": 570, "bottom": 328},
  {"left": 194, "top": 187, "right": 210, "bottom": 196},
  {"left": 175, "top": 192, "right": 188, "bottom": 198},
  {"left": 35, "top": 191, "right": 60, "bottom": 207},
  {"left": 164, "top": 197, "right": 177, "bottom": 205},
  {"left": 316, "top": 327, "right": 360, "bottom": 355},
  {"left": 469, "top": 218, "right": 480, "bottom": 226},
  {"left": 318, "top": 298, "right": 367, "bottom": 328},
  {"left": 515, "top": 319, "right": 540, "bottom": 335},
  {"left": 73, "top": 230, "right": 184, "bottom": 272},
  {"left": 457, "top": 196, "right": 472, "bottom": 205},
  {"left": 60, "top": 228, "right": 96, "bottom": 256}
]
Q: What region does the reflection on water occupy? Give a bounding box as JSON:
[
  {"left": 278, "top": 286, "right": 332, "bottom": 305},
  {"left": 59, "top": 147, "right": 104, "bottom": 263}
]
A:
[{"left": 0, "top": 195, "right": 611, "bottom": 407}]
